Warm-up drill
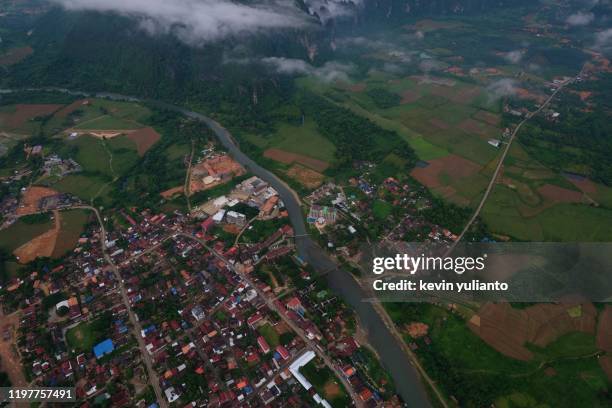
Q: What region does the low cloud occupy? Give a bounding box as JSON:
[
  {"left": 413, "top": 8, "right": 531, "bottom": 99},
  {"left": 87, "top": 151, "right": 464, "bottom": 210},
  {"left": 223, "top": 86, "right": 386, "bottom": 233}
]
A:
[
  {"left": 304, "top": 0, "right": 363, "bottom": 23},
  {"left": 503, "top": 50, "right": 524, "bottom": 64},
  {"left": 566, "top": 11, "right": 595, "bottom": 26},
  {"left": 261, "top": 57, "right": 354, "bottom": 82},
  {"left": 594, "top": 28, "right": 612, "bottom": 53},
  {"left": 486, "top": 78, "right": 519, "bottom": 101},
  {"left": 419, "top": 58, "right": 446, "bottom": 73},
  {"left": 51, "top": 0, "right": 309, "bottom": 44}
]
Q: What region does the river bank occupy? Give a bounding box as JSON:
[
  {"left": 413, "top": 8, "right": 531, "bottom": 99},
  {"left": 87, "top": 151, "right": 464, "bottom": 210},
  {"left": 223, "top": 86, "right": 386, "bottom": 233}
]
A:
[{"left": 0, "top": 87, "right": 433, "bottom": 407}]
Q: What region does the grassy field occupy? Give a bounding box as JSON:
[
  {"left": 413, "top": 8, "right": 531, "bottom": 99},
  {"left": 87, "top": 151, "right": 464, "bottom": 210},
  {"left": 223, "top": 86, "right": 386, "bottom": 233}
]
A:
[
  {"left": 105, "top": 135, "right": 140, "bottom": 174},
  {"left": 299, "top": 69, "right": 612, "bottom": 241},
  {"left": 483, "top": 185, "right": 612, "bottom": 241},
  {"left": 52, "top": 209, "right": 91, "bottom": 258},
  {"left": 301, "top": 360, "right": 351, "bottom": 408},
  {"left": 386, "top": 303, "right": 610, "bottom": 408},
  {"left": 244, "top": 119, "right": 336, "bottom": 163},
  {"left": 44, "top": 98, "right": 150, "bottom": 134},
  {"left": 373, "top": 200, "right": 393, "bottom": 220},
  {"left": 65, "top": 316, "right": 110, "bottom": 353},
  {"left": 61, "top": 135, "right": 113, "bottom": 175},
  {"left": 74, "top": 115, "right": 142, "bottom": 130},
  {"left": 49, "top": 133, "right": 140, "bottom": 203},
  {"left": 0, "top": 217, "right": 55, "bottom": 252},
  {"left": 52, "top": 174, "right": 110, "bottom": 203},
  {"left": 258, "top": 323, "right": 280, "bottom": 348}
]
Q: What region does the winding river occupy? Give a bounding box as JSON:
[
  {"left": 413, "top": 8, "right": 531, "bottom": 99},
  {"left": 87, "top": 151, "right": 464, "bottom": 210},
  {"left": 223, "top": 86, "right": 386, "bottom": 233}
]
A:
[{"left": 1, "top": 88, "right": 432, "bottom": 407}]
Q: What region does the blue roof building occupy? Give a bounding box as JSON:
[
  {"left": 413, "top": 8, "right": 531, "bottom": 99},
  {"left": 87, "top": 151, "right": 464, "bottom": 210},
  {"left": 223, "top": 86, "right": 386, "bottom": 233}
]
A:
[{"left": 93, "top": 339, "right": 114, "bottom": 359}]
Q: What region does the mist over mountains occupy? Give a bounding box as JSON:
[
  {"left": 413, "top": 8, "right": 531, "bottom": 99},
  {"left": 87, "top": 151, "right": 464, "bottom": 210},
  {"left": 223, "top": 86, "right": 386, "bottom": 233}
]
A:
[{"left": 2, "top": 0, "right": 601, "bottom": 122}]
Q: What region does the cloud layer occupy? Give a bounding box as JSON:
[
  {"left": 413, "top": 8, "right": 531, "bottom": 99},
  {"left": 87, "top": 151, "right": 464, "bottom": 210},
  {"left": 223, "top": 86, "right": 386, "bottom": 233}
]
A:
[
  {"left": 51, "top": 0, "right": 309, "bottom": 43},
  {"left": 595, "top": 28, "right": 612, "bottom": 53},
  {"left": 261, "top": 57, "right": 354, "bottom": 82},
  {"left": 566, "top": 11, "right": 595, "bottom": 26},
  {"left": 486, "top": 78, "right": 519, "bottom": 101}
]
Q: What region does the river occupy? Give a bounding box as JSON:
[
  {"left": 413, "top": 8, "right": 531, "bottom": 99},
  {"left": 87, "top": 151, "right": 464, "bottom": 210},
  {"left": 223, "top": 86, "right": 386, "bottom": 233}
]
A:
[{"left": 1, "top": 88, "right": 432, "bottom": 407}]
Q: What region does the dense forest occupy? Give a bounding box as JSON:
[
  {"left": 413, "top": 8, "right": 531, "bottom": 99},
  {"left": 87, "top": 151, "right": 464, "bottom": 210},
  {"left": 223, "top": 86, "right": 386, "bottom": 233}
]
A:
[
  {"left": 298, "top": 92, "right": 417, "bottom": 172},
  {"left": 519, "top": 77, "right": 612, "bottom": 187}
]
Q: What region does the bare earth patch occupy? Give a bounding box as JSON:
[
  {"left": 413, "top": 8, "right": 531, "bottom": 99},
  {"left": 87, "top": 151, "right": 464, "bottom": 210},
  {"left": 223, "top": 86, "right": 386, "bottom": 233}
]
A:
[
  {"left": 469, "top": 302, "right": 598, "bottom": 361},
  {"left": 190, "top": 154, "right": 246, "bottom": 194},
  {"left": 473, "top": 110, "right": 501, "bottom": 126},
  {"left": 286, "top": 164, "right": 325, "bottom": 189},
  {"left": 348, "top": 83, "right": 367, "bottom": 92},
  {"left": 17, "top": 186, "right": 59, "bottom": 215},
  {"left": 566, "top": 176, "right": 598, "bottom": 195},
  {"left": 0, "top": 46, "right": 33, "bottom": 66},
  {"left": 400, "top": 90, "right": 420, "bottom": 104},
  {"left": 127, "top": 127, "right": 161, "bottom": 156},
  {"left": 264, "top": 148, "right": 330, "bottom": 172},
  {"left": 537, "top": 184, "right": 584, "bottom": 203},
  {"left": 323, "top": 381, "right": 342, "bottom": 399},
  {"left": 429, "top": 118, "right": 450, "bottom": 130},
  {"left": 0, "top": 312, "right": 27, "bottom": 387},
  {"left": 410, "top": 154, "right": 482, "bottom": 189},
  {"left": 458, "top": 118, "right": 491, "bottom": 137},
  {"left": 0, "top": 104, "right": 63, "bottom": 130},
  {"left": 14, "top": 211, "right": 61, "bottom": 263},
  {"left": 160, "top": 186, "right": 184, "bottom": 199},
  {"left": 596, "top": 306, "right": 612, "bottom": 353},
  {"left": 54, "top": 99, "right": 90, "bottom": 118}
]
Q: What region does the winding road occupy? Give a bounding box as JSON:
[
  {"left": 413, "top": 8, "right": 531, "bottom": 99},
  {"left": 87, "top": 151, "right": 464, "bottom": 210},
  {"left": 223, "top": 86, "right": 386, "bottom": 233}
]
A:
[
  {"left": 450, "top": 76, "right": 575, "bottom": 250},
  {"left": 75, "top": 205, "right": 168, "bottom": 408}
]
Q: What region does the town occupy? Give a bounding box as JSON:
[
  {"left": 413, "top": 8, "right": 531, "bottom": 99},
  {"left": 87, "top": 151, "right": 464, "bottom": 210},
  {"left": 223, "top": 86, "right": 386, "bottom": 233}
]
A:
[{"left": 0, "top": 161, "right": 401, "bottom": 407}]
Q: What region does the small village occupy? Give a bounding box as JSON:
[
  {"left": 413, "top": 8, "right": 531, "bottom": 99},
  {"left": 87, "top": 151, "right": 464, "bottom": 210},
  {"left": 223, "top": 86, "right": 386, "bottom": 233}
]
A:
[{"left": 0, "top": 159, "right": 402, "bottom": 407}]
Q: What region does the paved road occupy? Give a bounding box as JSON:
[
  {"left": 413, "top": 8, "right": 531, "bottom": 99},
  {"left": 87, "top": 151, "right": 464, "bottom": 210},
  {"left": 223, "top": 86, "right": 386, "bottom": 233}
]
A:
[
  {"left": 79, "top": 206, "right": 168, "bottom": 408},
  {"left": 177, "top": 232, "right": 364, "bottom": 408},
  {"left": 450, "top": 77, "right": 574, "bottom": 250},
  {"left": 1, "top": 87, "right": 433, "bottom": 407}
]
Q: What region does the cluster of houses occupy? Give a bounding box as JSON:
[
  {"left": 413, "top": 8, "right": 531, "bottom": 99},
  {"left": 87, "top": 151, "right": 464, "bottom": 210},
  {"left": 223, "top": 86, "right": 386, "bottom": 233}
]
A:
[{"left": 1, "top": 166, "right": 402, "bottom": 407}]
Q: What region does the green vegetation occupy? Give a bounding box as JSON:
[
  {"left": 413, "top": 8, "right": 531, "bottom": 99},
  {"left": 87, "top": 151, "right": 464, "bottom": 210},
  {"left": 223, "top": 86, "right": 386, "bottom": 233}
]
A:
[
  {"left": 244, "top": 119, "right": 336, "bottom": 163},
  {"left": 19, "top": 213, "right": 51, "bottom": 225},
  {"left": 52, "top": 174, "right": 110, "bottom": 202},
  {"left": 373, "top": 200, "right": 393, "bottom": 220},
  {"left": 298, "top": 92, "right": 417, "bottom": 174},
  {"left": 520, "top": 102, "right": 612, "bottom": 187},
  {"left": 301, "top": 361, "right": 351, "bottom": 408},
  {"left": 240, "top": 218, "right": 288, "bottom": 244},
  {"left": 258, "top": 323, "right": 280, "bottom": 348},
  {"left": 0, "top": 217, "right": 54, "bottom": 252},
  {"left": 65, "top": 313, "right": 112, "bottom": 353},
  {"left": 386, "top": 303, "right": 610, "bottom": 408},
  {"left": 53, "top": 209, "right": 90, "bottom": 258},
  {"left": 366, "top": 88, "right": 401, "bottom": 109},
  {"left": 483, "top": 190, "right": 612, "bottom": 241}
]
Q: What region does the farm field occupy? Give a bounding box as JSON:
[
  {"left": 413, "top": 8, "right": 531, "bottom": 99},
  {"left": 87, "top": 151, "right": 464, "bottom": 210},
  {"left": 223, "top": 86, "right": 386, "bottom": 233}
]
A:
[
  {"left": 245, "top": 119, "right": 336, "bottom": 164},
  {"left": 127, "top": 127, "right": 161, "bottom": 156},
  {"left": 51, "top": 209, "right": 90, "bottom": 258},
  {"left": 299, "top": 68, "right": 612, "bottom": 240},
  {"left": 0, "top": 103, "right": 63, "bottom": 134},
  {"left": 386, "top": 302, "right": 611, "bottom": 408},
  {"left": 481, "top": 144, "right": 612, "bottom": 241},
  {"left": 52, "top": 174, "right": 111, "bottom": 203},
  {"left": 12, "top": 211, "right": 61, "bottom": 263},
  {"left": 0, "top": 46, "right": 33, "bottom": 66},
  {"left": 0, "top": 216, "right": 55, "bottom": 253},
  {"left": 44, "top": 98, "right": 151, "bottom": 135},
  {"left": 263, "top": 148, "right": 329, "bottom": 173}
]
